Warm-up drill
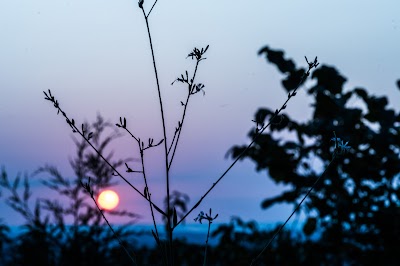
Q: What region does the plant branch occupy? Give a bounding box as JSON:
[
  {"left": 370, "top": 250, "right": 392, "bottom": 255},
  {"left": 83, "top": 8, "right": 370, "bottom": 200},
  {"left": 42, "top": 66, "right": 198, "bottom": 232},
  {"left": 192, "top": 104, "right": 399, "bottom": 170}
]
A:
[
  {"left": 146, "top": 0, "right": 159, "bottom": 18},
  {"left": 140, "top": 5, "right": 173, "bottom": 263},
  {"left": 119, "top": 124, "right": 161, "bottom": 238},
  {"left": 173, "top": 57, "right": 319, "bottom": 229},
  {"left": 168, "top": 59, "right": 202, "bottom": 169},
  {"left": 43, "top": 90, "right": 167, "bottom": 217},
  {"left": 203, "top": 219, "right": 212, "bottom": 266}
]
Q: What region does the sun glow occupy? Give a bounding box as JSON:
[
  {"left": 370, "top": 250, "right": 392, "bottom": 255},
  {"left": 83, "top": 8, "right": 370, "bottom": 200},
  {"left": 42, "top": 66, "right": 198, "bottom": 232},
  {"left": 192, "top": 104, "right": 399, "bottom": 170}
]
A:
[{"left": 97, "top": 190, "right": 119, "bottom": 210}]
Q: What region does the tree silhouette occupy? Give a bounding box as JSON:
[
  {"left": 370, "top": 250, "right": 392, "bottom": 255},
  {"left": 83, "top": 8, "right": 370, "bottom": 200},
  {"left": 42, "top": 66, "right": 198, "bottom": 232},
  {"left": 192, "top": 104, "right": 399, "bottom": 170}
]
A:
[
  {"left": 0, "top": 115, "right": 140, "bottom": 265},
  {"left": 229, "top": 46, "right": 400, "bottom": 264}
]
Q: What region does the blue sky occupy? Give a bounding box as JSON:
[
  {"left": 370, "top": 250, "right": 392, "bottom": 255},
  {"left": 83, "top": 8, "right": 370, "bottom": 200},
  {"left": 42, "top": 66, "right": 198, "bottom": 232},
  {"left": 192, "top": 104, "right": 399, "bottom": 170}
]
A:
[{"left": 1, "top": 0, "right": 399, "bottom": 227}]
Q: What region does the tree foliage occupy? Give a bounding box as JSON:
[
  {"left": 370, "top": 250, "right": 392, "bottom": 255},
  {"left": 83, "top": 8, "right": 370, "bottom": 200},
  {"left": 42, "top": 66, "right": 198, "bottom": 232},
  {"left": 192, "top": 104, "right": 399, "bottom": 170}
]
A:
[
  {"left": 0, "top": 115, "right": 140, "bottom": 265},
  {"left": 229, "top": 45, "right": 400, "bottom": 264}
]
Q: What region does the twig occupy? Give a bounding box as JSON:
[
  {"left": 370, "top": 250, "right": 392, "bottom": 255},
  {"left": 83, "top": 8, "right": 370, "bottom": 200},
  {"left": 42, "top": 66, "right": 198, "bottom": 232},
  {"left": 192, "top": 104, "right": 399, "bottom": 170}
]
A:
[{"left": 146, "top": 0, "right": 159, "bottom": 18}]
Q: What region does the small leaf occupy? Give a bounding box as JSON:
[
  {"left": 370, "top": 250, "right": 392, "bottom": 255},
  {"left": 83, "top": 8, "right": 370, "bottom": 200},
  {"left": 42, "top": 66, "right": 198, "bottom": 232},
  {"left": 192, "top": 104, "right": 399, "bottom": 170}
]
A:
[
  {"left": 125, "top": 163, "right": 133, "bottom": 173},
  {"left": 153, "top": 204, "right": 164, "bottom": 215},
  {"left": 34, "top": 201, "right": 40, "bottom": 218},
  {"left": 23, "top": 177, "right": 31, "bottom": 202},
  {"left": 12, "top": 176, "right": 20, "bottom": 191}
]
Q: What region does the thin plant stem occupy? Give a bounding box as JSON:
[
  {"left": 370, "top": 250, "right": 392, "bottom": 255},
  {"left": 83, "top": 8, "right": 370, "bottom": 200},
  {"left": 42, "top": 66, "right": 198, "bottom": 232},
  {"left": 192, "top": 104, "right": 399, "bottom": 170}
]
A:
[
  {"left": 138, "top": 143, "right": 168, "bottom": 266},
  {"left": 250, "top": 157, "right": 336, "bottom": 266},
  {"left": 123, "top": 127, "right": 160, "bottom": 239},
  {"left": 146, "top": 0, "right": 159, "bottom": 18},
  {"left": 167, "top": 129, "right": 178, "bottom": 156},
  {"left": 140, "top": 150, "right": 159, "bottom": 236},
  {"left": 203, "top": 221, "right": 212, "bottom": 266},
  {"left": 173, "top": 59, "right": 319, "bottom": 229},
  {"left": 141, "top": 6, "right": 173, "bottom": 264},
  {"left": 168, "top": 60, "right": 200, "bottom": 169},
  {"left": 90, "top": 194, "right": 137, "bottom": 265}
]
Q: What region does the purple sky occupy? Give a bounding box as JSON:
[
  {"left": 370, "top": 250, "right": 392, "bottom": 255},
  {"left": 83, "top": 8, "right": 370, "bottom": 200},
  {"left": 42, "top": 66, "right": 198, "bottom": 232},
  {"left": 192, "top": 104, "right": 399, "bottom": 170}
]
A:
[{"left": 1, "top": 0, "right": 399, "bottom": 228}]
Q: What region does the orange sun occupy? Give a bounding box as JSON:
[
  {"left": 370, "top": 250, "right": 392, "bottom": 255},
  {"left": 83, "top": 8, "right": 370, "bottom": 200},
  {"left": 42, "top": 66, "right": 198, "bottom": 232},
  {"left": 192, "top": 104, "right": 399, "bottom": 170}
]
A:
[{"left": 97, "top": 190, "right": 119, "bottom": 210}]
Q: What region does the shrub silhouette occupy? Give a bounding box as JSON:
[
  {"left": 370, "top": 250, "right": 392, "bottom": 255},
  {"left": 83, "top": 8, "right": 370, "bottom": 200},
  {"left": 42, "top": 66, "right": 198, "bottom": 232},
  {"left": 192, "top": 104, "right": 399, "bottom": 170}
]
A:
[
  {"left": 229, "top": 46, "right": 400, "bottom": 264},
  {"left": 0, "top": 116, "right": 140, "bottom": 265}
]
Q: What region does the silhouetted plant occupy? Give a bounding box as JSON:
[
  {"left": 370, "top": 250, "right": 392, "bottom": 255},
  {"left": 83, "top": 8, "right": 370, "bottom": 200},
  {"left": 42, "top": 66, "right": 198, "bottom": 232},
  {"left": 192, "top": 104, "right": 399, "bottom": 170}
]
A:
[
  {"left": 0, "top": 116, "right": 140, "bottom": 265},
  {"left": 41, "top": 1, "right": 321, "bottom": 265},
  {"left": 229, "top": 46, "right": 400, "bottom": 264},
  {"left": 193, "top": 208, "right": 218, "bottom": 266},
  {"left": 249, "top": 131, "right": 350, "bottom": 265}
]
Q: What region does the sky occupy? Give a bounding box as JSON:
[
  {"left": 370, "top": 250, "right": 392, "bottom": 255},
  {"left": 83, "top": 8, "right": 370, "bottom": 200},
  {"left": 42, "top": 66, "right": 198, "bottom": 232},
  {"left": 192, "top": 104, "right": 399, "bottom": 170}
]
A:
[{"left": 1, "top": 0, "right": 399, "bottom": 230}]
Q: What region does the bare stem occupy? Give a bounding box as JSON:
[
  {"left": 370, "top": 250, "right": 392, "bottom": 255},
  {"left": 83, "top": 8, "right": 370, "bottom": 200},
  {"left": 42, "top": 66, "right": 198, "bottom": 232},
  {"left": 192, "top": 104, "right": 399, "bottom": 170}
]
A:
[
  {"left": 146, "top": 0, "right": 159, "bottom": 18},
  {"left": 203, "top": 221, "right": 212, "bottom": 266},
  {"left": 139, "top": 145, "right": 169, "bottom": 266},
  {"left": 141, "top": 6, "right": 173, "bottom": 264}
]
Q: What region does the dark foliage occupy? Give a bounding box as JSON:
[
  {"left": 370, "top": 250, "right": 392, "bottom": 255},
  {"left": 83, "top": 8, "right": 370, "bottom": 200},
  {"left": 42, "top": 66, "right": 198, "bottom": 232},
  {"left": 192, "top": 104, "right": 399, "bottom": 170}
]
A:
[
  {"left": 229, "top": 46, "right": 400, "bottom": 264},
  {"left": 0, "top": 115, "right": 140, "bottom": 266}
]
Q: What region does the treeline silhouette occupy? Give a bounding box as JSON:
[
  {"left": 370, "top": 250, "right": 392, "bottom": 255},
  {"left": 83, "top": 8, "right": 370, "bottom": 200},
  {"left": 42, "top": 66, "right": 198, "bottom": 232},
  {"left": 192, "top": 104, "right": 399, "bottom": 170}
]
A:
[{"left": 229, "top": 46, "right": 400, "bottom": 265}]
